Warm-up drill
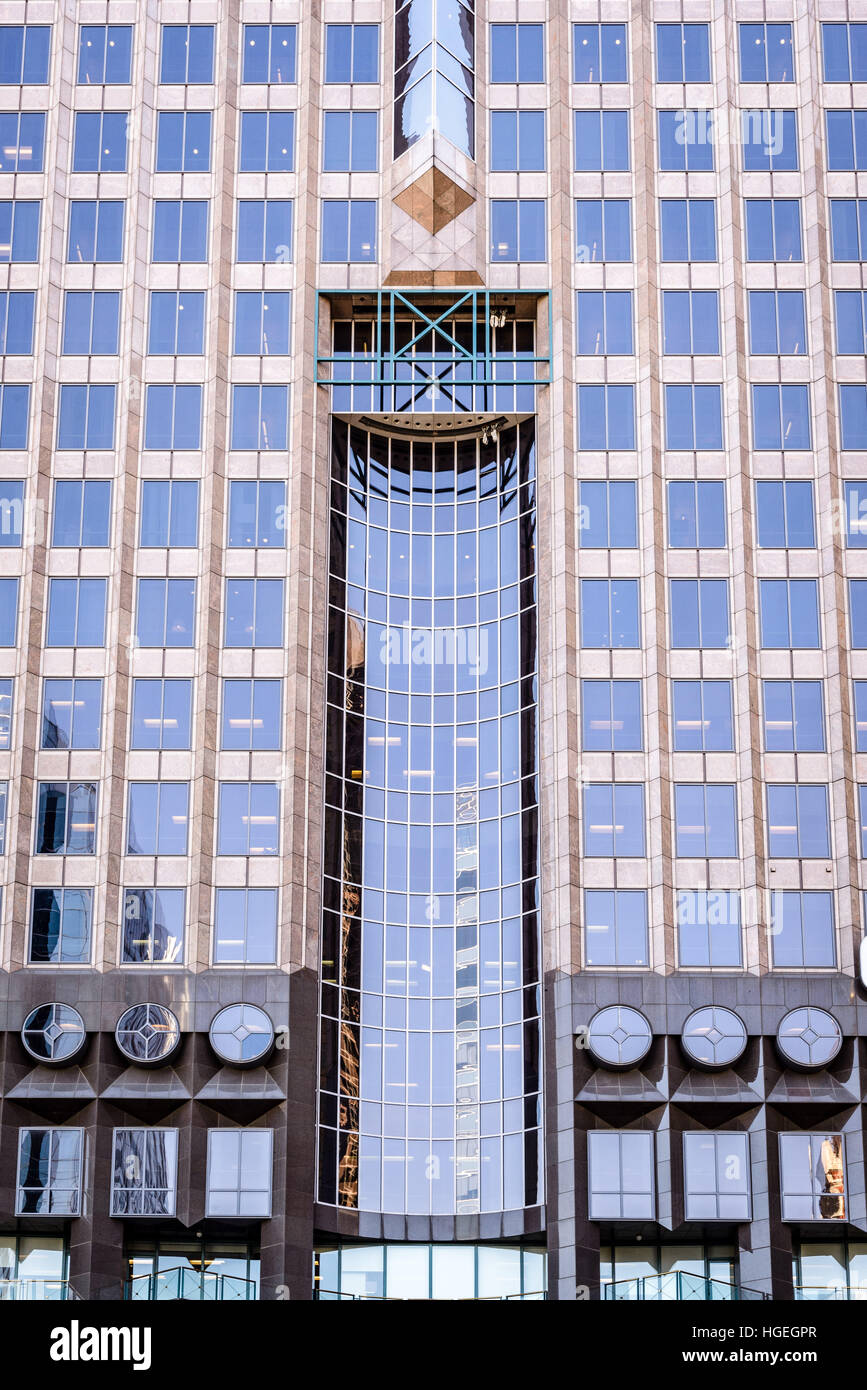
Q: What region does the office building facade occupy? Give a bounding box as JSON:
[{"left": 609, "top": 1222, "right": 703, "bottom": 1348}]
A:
[{"left": 0, "top": 0, "right": 866, "bottom": 1303}]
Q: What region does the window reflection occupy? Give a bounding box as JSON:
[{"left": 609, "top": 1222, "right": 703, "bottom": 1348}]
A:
[
  {"left": 313, "top": 1241, "right": 545, "bottom": 1299},
  {"left": 394, "top": 0, "right": 475, "bottom": 158}
]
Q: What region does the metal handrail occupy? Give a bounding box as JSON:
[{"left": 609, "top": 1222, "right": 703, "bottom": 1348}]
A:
[
  {"left": 313, "top": 1287, "right": 548, "bottom": 1301},
  {"left": 124, "top": 1266, "right": 256, "bottom": 1301},
  {"left": 795, "top": 1284, "right": 867, "bottom": 1300},
  {"left": 603, "top": 1271, "right": 769, "bottom": 1302},
  {"left": 0, "top": 1278, "right": 80, "bottom": 1301}
]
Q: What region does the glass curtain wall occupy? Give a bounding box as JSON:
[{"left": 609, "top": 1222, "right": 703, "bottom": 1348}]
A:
[{"left": 394, "top": 0, "right": 475, "bottom": 158}]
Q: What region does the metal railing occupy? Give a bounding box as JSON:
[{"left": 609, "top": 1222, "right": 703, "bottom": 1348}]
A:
[
  {"left": 604, "top": 1272, "right": 769, "bottom": 1302},
  {"left": 314, "top": 1288, "right": 547, "bottom": 1301},
  {"left": 796, "top": 1284, "right": 867, "bottom": 1300},
  {"left": 124, "top": 1267, "right": 257, "bottom": 1301},
  {"left": 0, "top": 1278, "right": 80, "bottom": 1301}
]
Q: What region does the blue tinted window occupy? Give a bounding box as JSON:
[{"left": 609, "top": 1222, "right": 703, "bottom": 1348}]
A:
[
  {"left": 762, "top": 681, "right": 824, "bottom": 752},
  {"left": 242, "top": 25, "right": 297, "bottom": 83},
  {"left": 231, "top": 386, "right": 289, "bottom": 450},
  {"left": 840, "top": 385, "right": 867, "bottom": 450},
  {"left": 751, "top": 384, "right": 811, "bottom": 450},
  {"left": 122, "top": 888, "right": 185, "bottom": 964},
  {"left": 491, "top": 110, "right": 545, "bottom": 171},
  {"left": 658, "top": 109, "right": 714, "bottom": 170},
  {"left": 578, "top": 480, "right": 637, "bottom": 546},
  {"left": 42, "top": 678, "right": 102, "bottom": 749},
  {"left": 136, "top": 579, "right": 196, "bottom": 647},
  {"left": 583, "top": 890, "right": 647, "bottom": 966},
  {"left": 131, "top": 679, "right": 192, "bottom": 750},
  {"left": 755, "top": 481, "right": 815, "bottom": 547},
  {"left": 234, "top": 292, "right": 291, "bottom": 355},
  {"left": 581, "top": 680, "right": 642, "bottom": 751},
  {"left": 62, "top": 291, "right": 119, "bottom": 354},
  {"left": 823, "top": 23, "right": 867, "bottom": 81},
  {"left": 152, "top": 201, "right": 208, "bottom": 262},
  {"left": 844, "top": 481, "right": 867, "bottom": 547},
  {"left": 575, "top": 291, "right": 633, "bottom": 354},
  {"left": 227, "top": 480, "right": 286, "bottom": 547},
  {"left": 221, "top": 679, "right": 282, "bottom": 751},
  {"left": 321, "top": 201, "right": 377, "bottom": 262},
  {"left": 851, "top": 580, "right": 867, "bottom": 648},
  {"left": 218, "top": 783, "right": 280, "bottom": 856},
  {"left": 155, "top": 111, "right": 211, "bottom": 171},
  {"left": 0, "top": 578, "right": 17, "bottom": 643},
  {"left": 572, "top": 24, "right": 627, "bottom": 82},
  {"left": 583, "top": 784, "right": 645, "bottom": 856},
  {"left": 748, "top": 290, "right": 806, "bottom": 354},
  {"left": 573, "top": 110, "right": 629, "bottom": 170},
  {"left": 323, "top": 111, "right": 378, "bottom": 171},
  {"left": 148, "top": 291, "right": 205, "bottom": 354},
  {"left": 667, "top": 481, "right": 726, "bottom": 547},
  {"left": 490, "top": 200, "right": 546, "bottom": 262},
  {"left": 139, "top": 480, "right": 199, "bottom": 548},
  {"left": 660, "top": 199, "right": 716, "bottom": 261},
  {"left": 46, "top": 578, "right": 106, "bottom": 646},
  {"left": 676, "top": 890, "right": 742, "bottom": 968},
  {"left": 126, "top": 782, "right": 189, "bottom": 855},
  {"left": 580, "top": 578, "right": 640, "bottom": 647},
  {"left": 665, "top": 385, "right": 723, "bottom": 450},
  {"left": 770, "top": 892, "right": 835, "bottom": 968},
  {"left": 0, "top": 112, "right": 45, "bottom": 170},
  {"left": 56, "top": 385, "right": 115, "bottom": 450},
  {"left": 835, "top": 291, "right": 867, "bottom": 353},
  {"left": 830, "top": 199, "right": 867, "bottom": 260},
  {"left": 576, "top": 385, "right": 635, "bottom": 449},
  {"left": 52, "top": 480, "right": 111, "bottom": 546},
  {"left": 236, "top": 200, "right": 293, "bottom": 262},
  {"left": 0, "top": 201, "right": 39, "bottom": 261},
  {"left": 0, "top": 292, "right": 35, "bottom": 353},
  {"left": 0, "top": 679, "right": 11, "bottom": 749},
  {"left": 656, "top": 23, "right": 710, "bottom": 81},
  {"left": 144, "top": 385, "right": 202, "bottom": 450},
  {"left": 67, "top": 200, "right": 123, "bottom": 262},
  {"left": 826, "top": 110, "right": 867, "bottom": 170},
  {"left": 674, "top": 785, "right": 737, "bottom": 858},
  {"left": 324, "top": 25, "right": 379, "bottom": 83},
  {"left": 0, "top": 479, "right": 23, "bottom": 547},
  {"left": 662, "top": 290, "right": 719, "bottom": 353},
  {"left": 239, "top": 111, "right": 295, "bottom": 171},
  {"left": 575, "top": 199, "right": 631, "bottom": 262},
  {"left": 669, "top": 579, "right": 730, "bottom": 648},
  {"left": 759, "top": 579, "right": 820, "bottom": 647},
  {"left": 745, "top": 199, "right": 802, "bottom": 261},
  {"left": 1, "top": 25, "right": 51, "bottom": 84},
  {"left": 214, "top": 887, "right": 278, "bottom": 964},
  {"left": 742, "top": 109, "right": 798, "bottom": 170},
  {"left": 0, "top": 385, "right": 29, "bottom": 448},
  {"left": 491, "top": 25, "right": 544, "bottom": 83},
  {"left": 78, "top": 25, "right": 131, "bottom": 84},
  {"left": 767, "top": 785, "right": 830, "bottom": 858},
  {"left": 224, "top": 578, "right": 284, "bottom": 647},
  {"left": 30, "top": 887, "right": 92, "bottom": 963},
  {"left": 71, "top": 111, "right": 126, "bottom": 172},
  {"left": 672, "top": 681, "right": 733, "bottom": 751},
  {"left": 739, "top": 23, "right": 794, "bottom": 81},
  {"left": 160, "top": 26, "right": 214, "bottom": 83}
]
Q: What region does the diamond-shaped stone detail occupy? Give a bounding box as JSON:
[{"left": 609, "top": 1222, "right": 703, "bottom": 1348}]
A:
[{"left": 393, "top": 165, "right": 475, "bottom": 235}]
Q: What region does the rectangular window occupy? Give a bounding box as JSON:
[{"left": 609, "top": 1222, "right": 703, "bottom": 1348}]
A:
[
  {"left": 748, "top": 290, "right": 806, "bottom": 355},
  {"left": 41, "top": 678, "right": 102, "bottom": 750},
  {"left": 669, "top": 579, "right": 730, "bottom": 648},
  {"left": 845, "top": 481, "right": 867, "bottom": 547},
  {"left": 122, "top": 888, "right": 185, "bottom": 964},
  {"left": 762, "top": 681, "right": 824, "bottom": 752},
  {"left": 751, "top": 384, "right": 811, "bottom": 450},
  {"left": 582, "top": 784, "right": 645, "bottom": 857},
  {"left": 52, "top": 479, "right": 111, "bottom": 546},
  {"left": 841, "top": 385, "right": 867, "bottom": 450},
  {"left": 674, "top": 784, "right": 738, "bottom": 857},
  {"left": 660, "top": 200, "right": 716, "bottom": 261},
  {"left": 237, "top": 200, "right": 293, "bottom": 263},
  {"left": 830, "top": 199, "right": 867, "bottom": 260},
  {"left": 576, "top": 385, "right": 635, "bottom": 449},
  {"left": 580, "top": 578, "right": 639, "bottom": 648},
  {"left": 490, "top": 200, "right": 546, "bottom": 262},
  {"left": 155, "top": 111, "right": 211, "bottom": 172},
  {"left": 213, "top": 887, "right": 278, "bottom": 964},
  {"left": 46, "top": 579, "right": 106, "bottom": 647},
  {"left": 672, "top": 681, "right": 733, "bottom": 752},
  {"left": 0, "top": 578, "right": 17, "bottom": 643},
  {"left": 35, "top": 782, "right": 97, "bottom": 855},
  {"left": 573, "top": 110, "right": 629, "bottom": 171},
  {"left": 662, "top": 290, "right": 719, "bottom": 355},
  {"left": 206, "top": 1130, "right": 273, "bottom": 1217},
  {"left": 823, "top": 23, "right": 867, "bottom": 81},
  {"left": 57, "top": 385, "right": 115, "bottom": 450},
  {"left": 0, "top": 782, "right": 6, "bottom": 853},
  {"left": 575, "top": 199, "right": 631, "bottom": 262},
  {"left": 78, "top": 25, "right": 131, "bottom": 84},
  {"left": 780, "top": 1134, "right": 846, "bottom": 1222},
  {"left": 490, "top": 24, "right": 544, "bottom": 84},
  {"left": 242, "top": 25, "right": 297, "bottom": 84},
  {"left": 0, "top": 479, "right": 24, "bottom": 545},
  {"left": 0, "top": 111, "right": 45, "bottom": 171},
  {"left": 742, "top": 110, "right": 799, "bottom": 170},
  {"left": 658, "top": 110, "right": 714, "bottom": 170},
  {"left": 667, "top": 481, "right": 726, "bottom": 547},
  {"left": 676, "top": 890, "right": 742, "bottom": 968},
  {"left": 323, "top": 111, "right": 378, "bottom": 172},
  {"left": 71, "top": 111, "right": 126, "bottom": 172},
  {"left": 684, "top": 1133, "right": 751, "bottom": 1222},
  {"left": 739, "top": 23, "right": 794, "bottom": 81},
  {"left": 490, "top": 110, "right": 545, "bottom": 172},
  {"left": 239, "top": 111, "right": 295, "bottom": 172},
  {"left": 224, "top": 578, "right": 284, "bottom": 647},
  {"left": 656, "top": 23, "right": 710, "bottom": 82},
  {"left": 0, "top": 678, "right": 11, "bottom": 750},
  {"left": 62, "top": 291, "right": 119, "bottom": 355},
  {"left": 572, "top": 24, "right": 627, "bottom": 82},
  {"left": 855, "top": 683, "right": 867, "bottom": 751},
  {"left": 135, "top": 578, "right": 196, "bottom": 647},
  {"left": 160, "top": 25, "right": 214, "bottom": 83},
  {"left": 578, "top": 480, "right": 637, "bottom": 546},
  {"left": 1, "top": 25, "right": 51, "bottom": 84},
  {"left": 221, "top": 679, "right": 282, "bottom": 751},
  {"left": 143, "top": 385, "right": 202, "bottom": 450},
  {"left": 227, "top": 480, "right": 286, "bottom": 547},
  {"left": 152, "top": 200, "right": 208, "bottom": 262},
  {"left": 759, "top": 579, "right": 820, "bottom": 648},
  {"left": 148, "top": 291, "right": 205, "bottom": 355},
  {"left": 16, "top": 1129, "right": 82, "bottom": 1216},
  {"left": 231, "top": 385, "right": 289, "bottom": 451},
  {"left": 767, "top": 785, "right": 831, "bottom": 858},
  {"left": 665, "top": 385, "right": 723, "bottom": 450},
  {"left": 218, "top": 784, "right": 280, "bottom": 857},
  {"left": 131, "top": 679, "right": 192, "bottom": 750},
  {"left": 575, "top": 291, "right": 633, "bottom": 355},
  {"left": 0, "top": 291, "right": 35, "bottom": 353},
  {"left": 126, "top": 783, "right": 189, "bottom": 856},
  {"left": 826, "top": 110, "right": 867, "bottom": 170},
  {"left": 233, "top": 292, "right": 291, "bottom": 356},
  {"left": 67, "top": 200, "right": 123, "bottom": 262},
  {"left": 745, "top": 199, "right": 802, "bottom": 262},
  {"left": 0, "top": 386, "right": 29, "bottom": 448},
  {"left": 30, "top": 888, "right": 92, "bottom": 964},
  {"left": 581, "top": 680, "right": 642, "bottom": 751},
  {"left": 321, "top": 200, "right": 376, "bottom": 263},
  {"left": 588, "top": 1131, "right": 655, "bottom": 1220},
  {"left": 755, "top": 480, "right": 815, "bottom": 548},
  {"left": 111, "top": 1130, "right": 178, "bottom": 1217},
  {"left": 858, "top": 786, "right": 867, "bottom": 858},
  {"left": 0, "top": 201, "right": 40, "bottom": 261},
  {"left": 139, "top": 480, "right": 199, "bottom": 547},
  {"left": 770, "top": 892, "right": 836, "bottom": 968},
  {"left": 324, "top": 24, "right": 379, "bottom": 84},
  {"left": 836, "top": 291, "right": 867, "bottom": 354},
  {"left": 583, "top": 889, "right": 647, "bottom": 966}
]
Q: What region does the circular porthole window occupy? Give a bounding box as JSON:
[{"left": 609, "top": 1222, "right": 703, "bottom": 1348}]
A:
[
  {"left": 209, "top": 1004, "right": 275, "bottom": 1066},
  {"left": 22, "top": 1002, "right": 87, "bottom": 1064},
  {"left": 585, "top": 1005, "right": 653, "bottom": 1068},
  {"left": 776, "top": 1007, "right": 842, "bottom": 1070},
  {"left": 115, "top": 1003, "right": 181, "bottom": 1065},
  {"left": 681, "top": 1006, "right": 748, "bottom": 1069}
]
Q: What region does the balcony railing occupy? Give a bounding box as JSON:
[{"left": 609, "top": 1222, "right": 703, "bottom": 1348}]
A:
[
  {"left": 604, "top": 1272, "right": 770, "bottom": 1302},
  {"left": 314, "top": 1288, "right": 547, "bottom": 1301},
  {"left": 796, "top": 1285, "right": 867, "bottom": 1300},
  {"left": 0, "top": 1279, "right": 79, "bottom": 1301},
  {"left": 124, "top": 1267, "right": 257, "bottom": 1301}
]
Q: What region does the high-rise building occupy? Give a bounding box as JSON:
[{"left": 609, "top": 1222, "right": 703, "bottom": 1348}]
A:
[{"left": 0, "top": 0, "right": 866, "bottom": 1305}]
